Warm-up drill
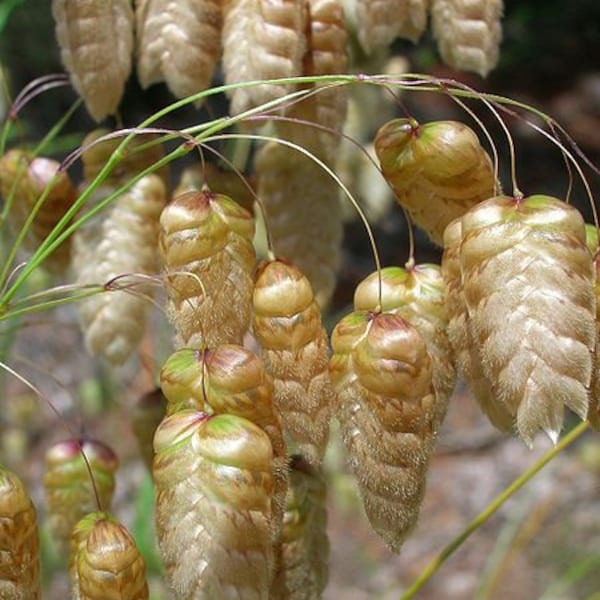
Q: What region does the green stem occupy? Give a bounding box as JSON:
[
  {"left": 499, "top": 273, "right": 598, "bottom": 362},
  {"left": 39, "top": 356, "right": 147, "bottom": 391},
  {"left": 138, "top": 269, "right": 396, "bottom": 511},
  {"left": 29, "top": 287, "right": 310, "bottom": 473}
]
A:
[
  {"left": 0, "top": 288, "right": 103, "bottom": 321},
  {"left": 400, "top": 422, "right": 590, "bottom": 600}
]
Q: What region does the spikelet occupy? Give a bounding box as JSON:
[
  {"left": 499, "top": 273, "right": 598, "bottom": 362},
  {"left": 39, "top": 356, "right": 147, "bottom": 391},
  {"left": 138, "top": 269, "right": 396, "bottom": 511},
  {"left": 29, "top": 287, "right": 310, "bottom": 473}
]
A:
[
  {"left": 52, "top": 0, "right": 134, "bottom": 120},
  {"left": 73, "top": 174, "right": 167, "bottom": 365},
  {"left": 131, "top": 388, "right": 167, "bottom": 470},
  {"left": 329, "top": 311, "right": 436, "bottom": 551},
  {"left": 431, "top": 0, "right": 503, "bottom": 77},
  {"left": 135, "top": 0, "right": 221, "bottom": 100},
  {"left": 160, "top": 345, "right": 288, "bottom": 536},
  {"left": 153, "top": 410, "right": 274, "bottom": 599},
  {"left": 374, "top": 117, "right": 497, "bottom": 245},
  {"left": 356, "top": 0, "right": 428, "bottom": 53},
  {"left": 0, "top": 466, "right": 40, "bottom": 600},
  {"left": 584, "top": 224, "right": 600, "bottom": 429},
  {"left": 276, "top": 0, "right": 349, "bottom": 160},
  {"left": 459, "top": 195, "right": 596, "bottom": 445},
  {"left": 255, "top": 141, "right": 343, "bottom": 307},
  {"left": 159, "top": 189, "right": 256, "bottom": 349},
  {"left": 253, "top": 260, "right": 334, "bottom": 466},
  {"left": 0, "top": 149, "right": 77, "bottom": 272},
  {"left": 173, "top": 163, "right": 256, "bottom": 214},
  {"left": 222, "top": 0, "right": 307, "bottom": 115},
  {"left": 271, "top": 456, "right": 328, "bottom": 600},
  {"left": 44, "top": 439, "right": 118, "bottom": 555},
  {"left": 69, "top": 512, "right": 148, "bottom": 600},
  {"left": 354, "top": 264, "right": 455, "bottom": 427},
  {"left": 441, "top": 216, "right": 513, "bottom": 430}
]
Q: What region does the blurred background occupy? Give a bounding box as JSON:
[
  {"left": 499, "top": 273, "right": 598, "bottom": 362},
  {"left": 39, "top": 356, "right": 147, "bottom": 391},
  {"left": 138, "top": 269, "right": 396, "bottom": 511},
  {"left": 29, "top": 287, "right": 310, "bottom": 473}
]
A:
[{"left": 1, "top": 1, "right": 600, "bottom": 598}]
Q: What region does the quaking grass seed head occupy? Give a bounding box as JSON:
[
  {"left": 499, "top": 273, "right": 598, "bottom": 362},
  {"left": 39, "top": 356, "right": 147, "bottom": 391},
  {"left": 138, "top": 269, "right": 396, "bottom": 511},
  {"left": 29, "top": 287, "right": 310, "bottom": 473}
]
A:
[
  {"left": 0, "top": 466, "right": 41, "bottom": 599},
  {"left": 329, "top": 310, "right": 437, "bottom": 551},
  {"left": 44, "top": 439, "right": 119, "bottom": 554},
  {"left": 70, "top": 512, "right": 148, "bottom": 600},
  {"left": 459, "top": 194, "right": 595, "bottom": 444},
  {"left": 374, "top": 117, "right": 496, "bottom": 244},
  {"left": 0, "top": 149, "right": 77, "bottom": 271},
  {"left": 153, "top": 410, "right": 275, "bottom": 599},
  {"left": 159, "top": 188, "right": 256, "bottom": 349}
]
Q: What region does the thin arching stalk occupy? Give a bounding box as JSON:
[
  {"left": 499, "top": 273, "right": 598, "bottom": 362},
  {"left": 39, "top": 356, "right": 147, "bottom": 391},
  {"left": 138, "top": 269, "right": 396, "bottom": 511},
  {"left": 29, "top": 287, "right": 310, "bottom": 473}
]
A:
[
  {"left": 400, "top": 422, "right": 590, "bottom": 599},
  {"left": 207, "top": 131, "right": 384, "bottom": 307}
]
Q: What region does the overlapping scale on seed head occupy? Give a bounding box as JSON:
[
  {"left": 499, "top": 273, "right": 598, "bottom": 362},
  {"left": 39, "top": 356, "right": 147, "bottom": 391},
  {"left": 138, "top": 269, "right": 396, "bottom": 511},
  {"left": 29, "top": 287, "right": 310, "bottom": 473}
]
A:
[
  {"left": 160, "top": 349, "right": 206, "bottom": 415},
  {"left": 74, "top": 174, "right": 167, "bottom": 365},
  {"left": 275, "top": 0, "right": 349, "bottom": 161},
  {"left": 52, "top": 0, "right": 134, "bottom": 120},
  {"left": 441, "top": 216, "right": 512, "bottom": 431},
  {"left": 159, "top": 189, "right": 256, "bottom": 349},
  {"left": 459, "top": 194, "right": 595, "bottom": 445},
  {"left": 253, "top": 259, "right": 334, "bottom": 466},
  {"left": 153, "top": 410, "right": 274, "bottom": 599},
  {"left": 0, "top": 466, "right": 40, "bottom": 599},
  {"left": 69, "top": 512, "right": 148, "bottom": 600},
  {"left": 585, "top": 224, "right": 600, "bottom": 429},
  {"left": 329, "top": 311, "right": 436, "bottom": 551},
  {"left": 356, "top": 0, "right": 428, "bottom": 53},
  {"left": 431, "top": 0, "right": 503, "bottom": 77},
  {"left": 222, "top": 0, "right": 307, "bottom": 116},
  {"left": 354, "top": 264, "right": 456, "bottom": 426},
  {"left": 375, "top": 117, "right": 497, "bottom": 245},
  {"left": 135, "top": 0, "right": 221, "bottom": 101}
]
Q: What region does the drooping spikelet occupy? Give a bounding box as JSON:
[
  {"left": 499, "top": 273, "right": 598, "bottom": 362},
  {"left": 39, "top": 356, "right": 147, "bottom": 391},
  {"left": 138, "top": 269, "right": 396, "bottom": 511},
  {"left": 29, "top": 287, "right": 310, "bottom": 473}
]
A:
[
  {"left": 253, "top": 260, "right": 334, "bottom": 466},
  {"left": 276, "top": 0, "right": 349, "bottom": 160},
  {"left": 44, "top": 439, "right": 118, "bottom": 555},
  {"left": 160, "top": 345, "right": 288, "bottom": 537},
  {"left": 374, "top": 117, "right": 497, "bottom": 245},
  {"left": 131, "top": 388, "right": 167, "bottom": 470},
  {"left": 356, "top": 0, "right": 429, "bottom": 53},
  {"left": 69, "top": 512, "right": 148, "bottom": 600},
  {"left": 0, "top": 149, "right": 77, "bottom": 272},
  {"left": 354, "top": 264, "right": 455, "bottom": 427},
  {"left": 222, "top": 0, "right": 307, "bottom": 115},
  {"left": 459, "top": 195, "right": 596, "bottom": 445},
  {"left": 52, "top": 0, "right": 134, "bottom": 120},
  {"left": 159, "top": 189, "right": 256, "bottom": 348},
  {"left": 441, "top": 216, "right": 513, "bottom": 430},
  {"left": 73, "top": 174, "right": 167, "bottom": 365},
  {"left": 431, "top": 0, "right": 503, "bottom": 77},
  {"left": 255, "top": 141, "right": 343, "bottom": 307},
  {"left": 153, "top": 410, "right": 274, "bottom": 599},
  {"left": 135, "top": 0, "right": 221, "bottom": 100},
  {"left": 0, "top": 466, "right": 40, "bottom": 600},
  {"left": 329, "top": 311, "right": 437, "bottom": 551},
  {"left": 271, "top": 456, "right": 328, "bottom": 600}
]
